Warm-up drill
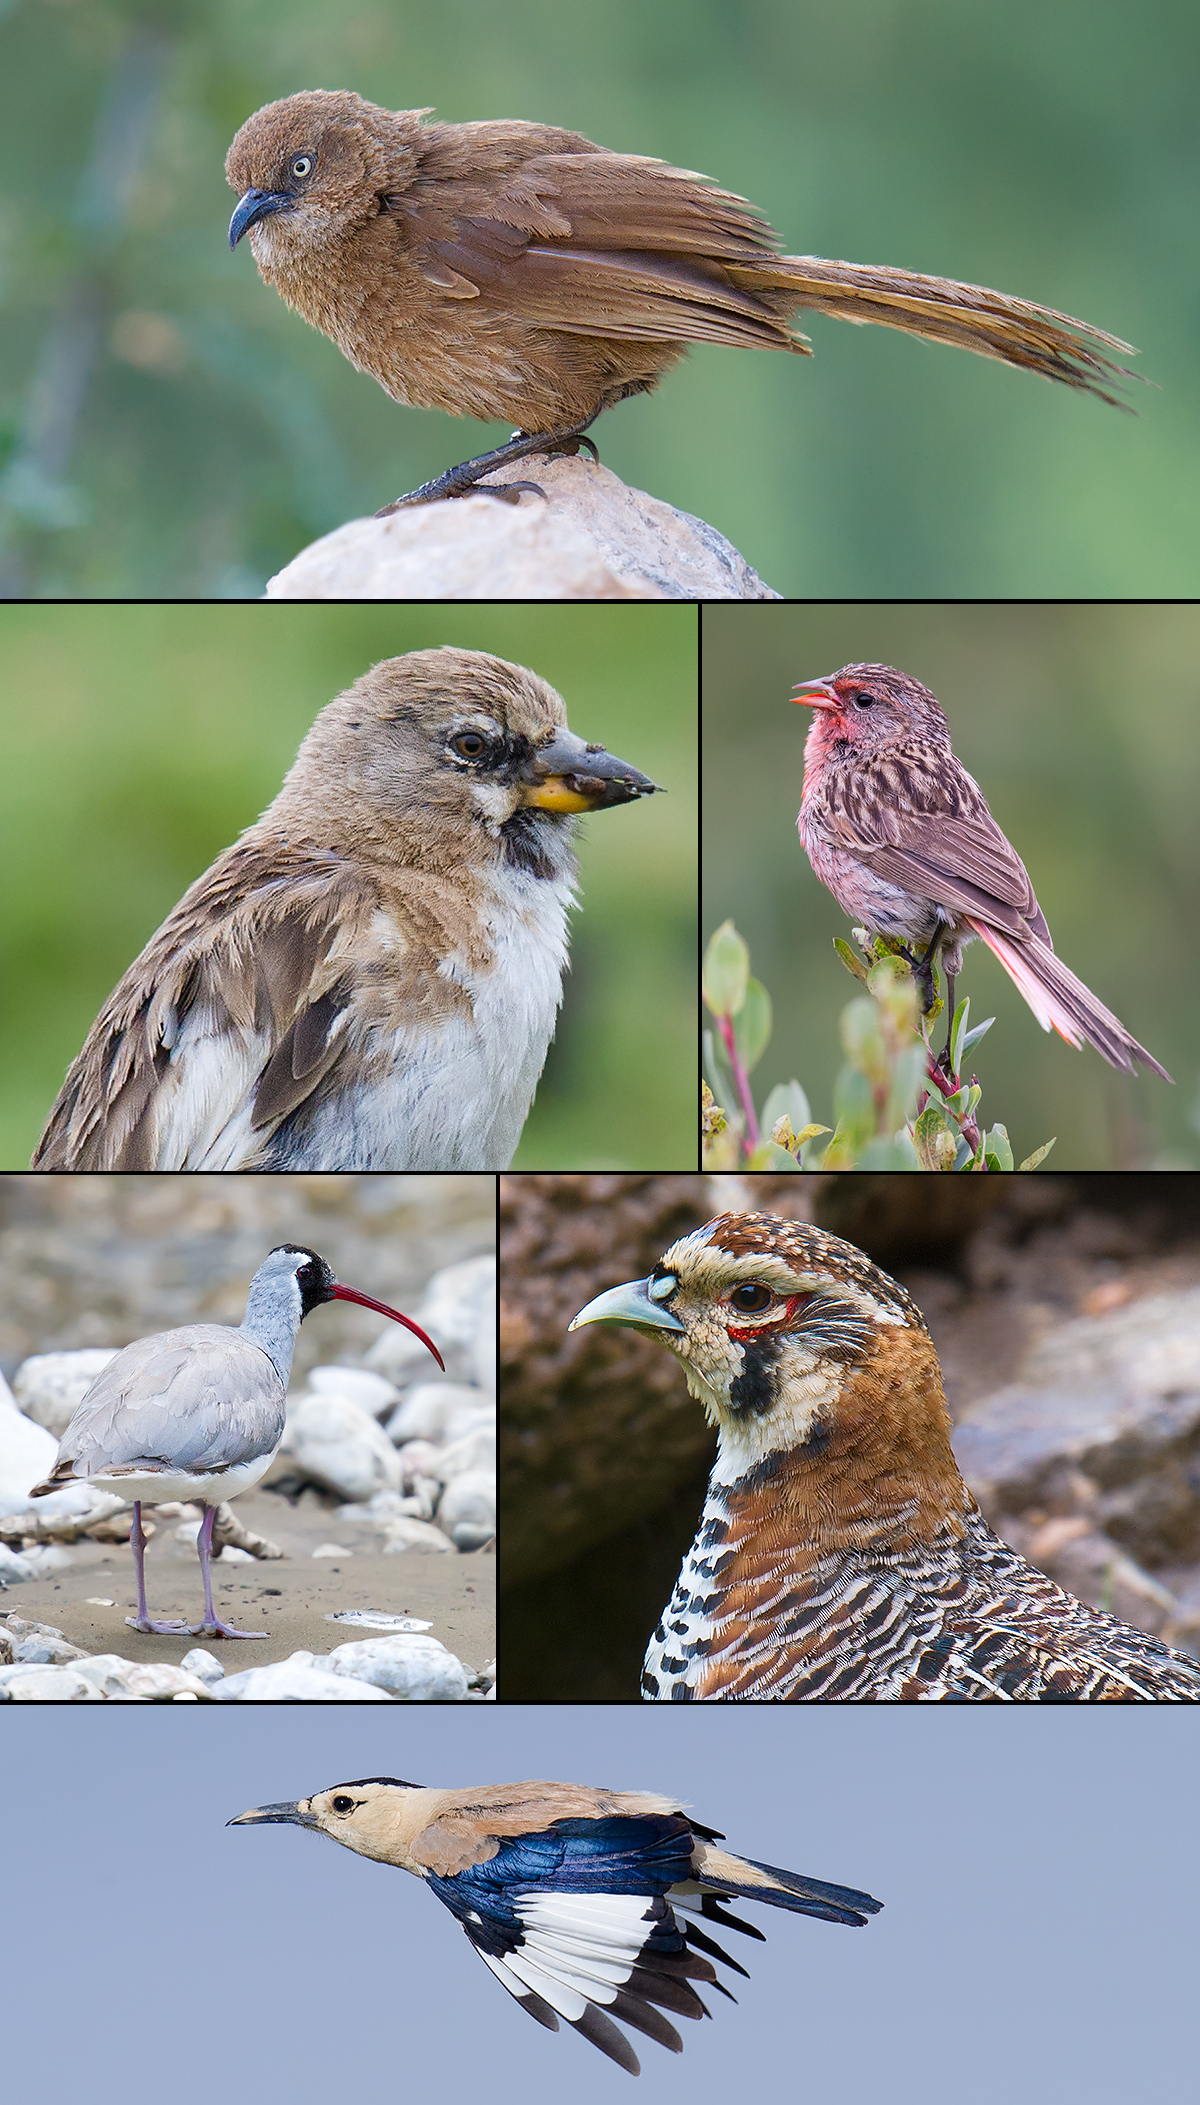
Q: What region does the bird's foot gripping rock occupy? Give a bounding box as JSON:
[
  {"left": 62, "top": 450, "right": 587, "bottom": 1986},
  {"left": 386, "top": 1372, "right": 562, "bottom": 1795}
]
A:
[{"left": 375, "top": 418, "right": 600, "bottom": 513}]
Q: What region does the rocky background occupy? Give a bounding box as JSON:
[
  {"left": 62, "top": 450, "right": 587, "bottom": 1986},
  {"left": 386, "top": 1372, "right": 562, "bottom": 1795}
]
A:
[
  {"left": 0, "top": 1175, "right": 495, "bottom": 1701},
  {"left": 500, "top": 1171, "right": 1200, "bottom": 1697}
]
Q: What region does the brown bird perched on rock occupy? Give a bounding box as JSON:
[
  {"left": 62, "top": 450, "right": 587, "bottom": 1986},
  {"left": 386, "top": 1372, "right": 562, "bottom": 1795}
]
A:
[
  {"left": 225, "top": 89, "right": 1134, "bottom": 510},
  {"left": 32, "top": 648, "right": 657, "bottom": 1172},
  {"left": 794, "top": 664, "right": 1171, "bottom": 1081},
  {"left": 569, "top": 1212, "right": 1200, "bottom": 1700}
]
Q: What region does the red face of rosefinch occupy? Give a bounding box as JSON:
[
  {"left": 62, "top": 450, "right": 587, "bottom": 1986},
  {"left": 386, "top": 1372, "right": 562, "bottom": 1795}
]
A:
[{"left": 793, "top": 664, "right": 952, "bottom": 761}]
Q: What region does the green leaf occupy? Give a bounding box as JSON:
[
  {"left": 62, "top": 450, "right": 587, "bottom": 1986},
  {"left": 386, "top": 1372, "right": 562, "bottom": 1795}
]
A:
[
  {"left": 884, "top": 1042, "right": 925, "bottom": 1133},
  {"left": 746, "top": 1141, "right": 803, "bottom": 1170},
  {"left": 833, "top": 937, "right": 869, "bottom": 985},
  {"left": 982, "top": 1122, "right": 1014, "bottom": 1172},
  {"left": 733, "top": 977, "right": 772, "bottom": 1073},
  {"left": 949, "top": 995, "right": 970, "bottom": 1078},
  {"left": 961, "top": 1016, "right": 995, "bottom": 1056},
  {"left": 760, "top": 1079, "right": 813, "bottom": 1135},
  {"left": 703, "top": 1028, "right": 740, "bottom": 1121},
  {"left": 702, "top": 921, "right": 749, "bottom": 1017},
  {"left": 832, "top": 1059, "right": 876, "bottom": 1142},
  {"left": 857, "top": 1137, "right": 921, "bottom": 1169},
  {"left": 840, "top": 996, "right": 887, "bottom": 1082},
  {"left": 1018, "top": 1137, "right": 1058, "bottom": 1171},
  {"left": 912, "top": 1103, "right": 958, "bottom": 1171}
]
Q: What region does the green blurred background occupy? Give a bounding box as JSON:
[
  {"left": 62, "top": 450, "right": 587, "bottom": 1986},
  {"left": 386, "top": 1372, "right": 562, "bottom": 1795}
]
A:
[
  {"left": 702, "top": 604, "right": 1200, "bottom": 1170},
  {"left": 0, "top": 603, "right": 696, "bottom": 1168},
  {"left": 0, "top": 0, "right": 1196, "bottom": 597}
]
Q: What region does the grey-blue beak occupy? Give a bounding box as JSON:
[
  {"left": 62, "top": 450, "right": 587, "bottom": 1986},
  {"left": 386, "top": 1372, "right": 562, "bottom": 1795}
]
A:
[
  {"left": 229, "top": 188, "right": 294, "bottom": 249},
  {"left": 568, "top": 1277, "right": 686, "bottom": 1335},
  {"left": 227, "top": 1800, "right": 318, "bottom": 1829}
]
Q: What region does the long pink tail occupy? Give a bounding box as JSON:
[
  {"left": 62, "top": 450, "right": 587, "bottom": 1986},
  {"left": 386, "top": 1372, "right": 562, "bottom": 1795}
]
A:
[{"left": 967, "top": 920, "right": 1172, "bottom": 1082}]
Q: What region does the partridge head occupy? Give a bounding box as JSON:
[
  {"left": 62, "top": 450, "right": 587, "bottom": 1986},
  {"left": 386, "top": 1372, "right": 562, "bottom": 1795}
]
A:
[{"left": 571, "top": 1211, "right": 1200, "bottom": 1700}]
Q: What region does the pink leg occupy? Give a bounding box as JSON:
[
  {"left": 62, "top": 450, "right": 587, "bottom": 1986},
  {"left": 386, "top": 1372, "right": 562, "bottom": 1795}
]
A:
[
  {"left": 187, "top": 1504, "right": 266, "bottom": 1639},
  {"left": 125, "top": 1499, "right": 189, "bottom": 1635}
]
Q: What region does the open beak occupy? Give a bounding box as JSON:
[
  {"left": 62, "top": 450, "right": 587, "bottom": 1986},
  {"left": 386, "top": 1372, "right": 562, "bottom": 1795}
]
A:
[
  {"left": 229, "top": 188, "right": 294, "bottom": 249},
  {"left": 520, "top": 728, "right": 660, "bottom": 814},
  {"left": 569, "top": 1277, "right": 686, "bottom": 1334},
  {"left": 791, "top": 677, "right": 843, "bottom": 712},
  {"left": 227, "top": 1801, "right": 319, "bottom": 1829},
  {"left": 330, "top": 1282, "right": 445, "bottom": 1371}
]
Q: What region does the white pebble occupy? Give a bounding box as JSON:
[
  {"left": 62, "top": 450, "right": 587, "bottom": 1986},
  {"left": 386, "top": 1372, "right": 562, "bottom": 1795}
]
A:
[
  {"left": 213, "top": 1653, "right": 393, "bottom": 1701},
  {"left": 380, "top": 1517, "right": 456, "bottom": 1554},
  {"left": 12, "top": 1349, "right": 119, "bottom": 1437},
  {"left": 307, "top": 1366, "right": 400, "bottom": 1417},
  {"left": 311, "top": 1543, "right": 354, "bottom": 1558},
  {"left": 321, "top": 1634, "right": 470, "bottom": 1700},
  {"left": 179, "top": 1648, "right": 225, "bottom": 1684},
  {"left": 285, "top": 1392, "right": 402, "bottom": 1501},
  {"left": 435, "top": 1469, "right": 496, "bottom": 1551}
]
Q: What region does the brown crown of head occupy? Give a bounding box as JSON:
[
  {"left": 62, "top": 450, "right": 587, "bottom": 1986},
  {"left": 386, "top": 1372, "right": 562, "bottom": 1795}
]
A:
[{"left": 225, "top": 89, "right": 420, "bottom": 232}]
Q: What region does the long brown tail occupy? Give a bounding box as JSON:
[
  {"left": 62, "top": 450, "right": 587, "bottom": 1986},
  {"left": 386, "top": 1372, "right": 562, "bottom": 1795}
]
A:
[
  {"left": 969, "top": 920, "right": 1172, "bottom": 1080},
  {"left": 750, "top": 256, "right": 1137, "bottom": 406}
]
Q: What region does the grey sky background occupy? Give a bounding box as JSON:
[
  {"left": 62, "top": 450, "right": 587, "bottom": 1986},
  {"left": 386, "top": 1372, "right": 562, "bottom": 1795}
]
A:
[{"left": 5, "top": 1705, "right": 1195, "bottom": 2104}]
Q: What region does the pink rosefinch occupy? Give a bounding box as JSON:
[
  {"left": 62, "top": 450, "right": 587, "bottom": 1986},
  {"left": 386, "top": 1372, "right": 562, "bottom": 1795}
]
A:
[{"left": 793, "top": 663, "right": 1172, "bottom": 1081}]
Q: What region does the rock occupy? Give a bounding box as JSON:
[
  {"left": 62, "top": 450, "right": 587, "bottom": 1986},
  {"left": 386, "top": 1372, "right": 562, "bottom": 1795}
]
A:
[
  {"left": 179, "top": 1648, "right": 225, "bottom": 1684},
  {"left": 307, "top": 1366, "right": 401, "bottom": 1417},
  {"left": 12, "top": 1349, "right": 119, "bottom": 1436},
  {"left": 113, "top": 1663, "right": 216, "bottom": 1701},
  {"left": 395, "top": 1440, "right": 443, "bottom": 1487},
  {"left": 285, "top": 1391, "right": 403, "bottom": 1501},
  {"left": 437, "top": 1469, "right": 496, "bottom": 1551},
  {"left": 952, "top": 1288, "right": 1200, "bottom": 1564},
  {"left": 210, "top": 1502, "right": 285, "bottom": 1560},
  {"left": 386, "top": 1383, "right": 494, "bottom": 1445},
  {"left": 380, "top": 1517, "right": 456, "bottom": 1554},
  {"left": 4, "top": 1543, "right": 74, "bottom": 1581},
  {"left": 321, "top": 1633, "right": 470, "bottom": 1700},
  {"left": 263, "top": 458, "right": 781, "bottom": 602},
  {"left": 499, "top": 1172, "right": 713, "bottom": 1586},
  {"left": 312, "top": 1543, "right": 354, "bottom": 1558},
  {"left": 431, "top": 1425, "right": 496, "bottom": 1483},
  {"left": 0, "top": 1542, "right": 35, "bottom": 1584},
  {"left": 173, "top": 1520, "right": 253, "bottom": 1563},
  {"left": 0, "top": 1491, "right": 132, "bottom": 1543},
  {"left": 0, "top": 1629, "right": 12, "bottom": 1663},
  {"left": 0, "top": 1371, "right": 58, "bottom": 1518},
  {"left": 212, "top": 1651, "right": 394, "bottom": 1701},
  {"left": 0, "top": 1662, "right": 104, "bottom": 1700},
  {"left": 366, "top": 1255, "right": 496, "bottom": 1384},
  {"left": 336, "top": 1487, "right": 425, "bottom": 1521},
  {"left": 324, "top": 1611, "right": 433, "bottom": 1632},
  {"left": 11, "top": 1630, "right": 87, "bottom": 1665}
]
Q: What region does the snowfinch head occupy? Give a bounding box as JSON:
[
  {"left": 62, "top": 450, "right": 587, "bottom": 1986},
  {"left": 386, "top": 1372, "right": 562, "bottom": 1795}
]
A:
[{"left": 792, "top": 663, "right": 952, "bottom": 761}]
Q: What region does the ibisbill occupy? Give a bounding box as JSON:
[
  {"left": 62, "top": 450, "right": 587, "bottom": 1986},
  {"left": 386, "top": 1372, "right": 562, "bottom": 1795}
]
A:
[
  {"left": 32, "top": 647, "right": 659, "bottom": 1171},
  {"left": 28, "top": 1245, "right": 443, "bottom": 1638}
]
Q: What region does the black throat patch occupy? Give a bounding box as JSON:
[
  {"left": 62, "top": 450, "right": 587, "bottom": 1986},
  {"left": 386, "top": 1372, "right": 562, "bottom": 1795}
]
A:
[{"left": 499, "top": 810, "right": 558, "bottom": 880}]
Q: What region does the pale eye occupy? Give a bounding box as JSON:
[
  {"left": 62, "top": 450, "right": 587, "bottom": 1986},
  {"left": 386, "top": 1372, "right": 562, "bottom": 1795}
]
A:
[
  {"left": 729, "top": 1282, "right": 772, "bottom": 1314},
  {"left": 290, "top": 155, "right": 313, "bottom": 180},
  {"left": 648, "top": 1273, "right": 677, "bottom": 1301}
]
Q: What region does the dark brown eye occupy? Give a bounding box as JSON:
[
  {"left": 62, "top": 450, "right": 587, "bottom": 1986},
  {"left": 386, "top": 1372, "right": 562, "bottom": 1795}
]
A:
[
  {"left": 729, "top": 1283, "right": 772, "bottom": 1314},
  {"left": 452, "top": 731, "right": 486, "bottom": 760},
  {"left": 851, "top": 692, "right": 875, "bottom": 710},
  {"left": 331, "top": 1796, "right": 354, "bottom": 1813}
]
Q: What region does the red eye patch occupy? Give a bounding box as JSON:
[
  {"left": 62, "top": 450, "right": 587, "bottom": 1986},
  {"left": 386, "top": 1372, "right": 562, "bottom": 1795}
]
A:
[{"left": 727, "top": 1292, "right": 813, "bottom": 1342}]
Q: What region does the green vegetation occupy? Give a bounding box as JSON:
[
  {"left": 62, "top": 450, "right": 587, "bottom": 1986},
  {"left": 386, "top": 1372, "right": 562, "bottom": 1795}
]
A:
[{"left": 704, "top": 920, "right": 1056, "bottom": 1172}]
